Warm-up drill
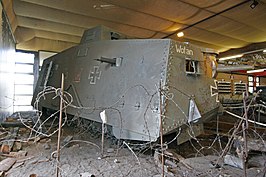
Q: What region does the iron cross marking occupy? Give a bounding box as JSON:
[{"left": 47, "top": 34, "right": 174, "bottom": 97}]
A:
[{"left": 89, "top": 66, "right": 101, "bottom": 84}]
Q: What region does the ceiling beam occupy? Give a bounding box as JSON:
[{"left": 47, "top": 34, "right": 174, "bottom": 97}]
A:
[
  {"left": 14, "top": 26, "right": 81, "bottom": 44},
  {"left": 20, "top": 0, "right": 250, "bottom": 44},
  {"left": 16, "top": 37, "right": 76, "bottom": 52},
  {"left": 10, "top": 0, "right": 262, "bottom": 53},
  {"left": 14, "top": 0, "right": 240, "bottom": 51},
  {"left": 13, "top": 0, "right": 164, "bottom": 39},
  {"left": 174, "top": 37, "right": 229, "bottom": 52},
  {"left": 182, "top": 27, "right": 250, "bottom": 49},
  {"left": 102, "top": 0, "right": 257, "bottom": 43},
  {"left": 16, "top": 16, "right": 86, "bottom": 36},
  {"left": 218, "top": 42, "right": 266, "bottom": 57},
  {"left": 1, "top": 0, "right": 18, "bottom": 33},
  {"left": 19, "top": 0, "right": 177, "bottom": 32}
]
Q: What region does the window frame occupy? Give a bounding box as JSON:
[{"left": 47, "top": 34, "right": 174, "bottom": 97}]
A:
[{"left": 185, "top": 58, "right": 200, "bottom": 75}]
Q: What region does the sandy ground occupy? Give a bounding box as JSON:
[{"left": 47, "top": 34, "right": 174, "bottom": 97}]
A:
[
  {"left": 4, "top": 126, "right": 266, "bottom": 177},
  {"left": 6, "top": 126, "right": 160, "bottom": 177},
  {"left": 6, "top": 143, "right": 159, "bottom": 177}
]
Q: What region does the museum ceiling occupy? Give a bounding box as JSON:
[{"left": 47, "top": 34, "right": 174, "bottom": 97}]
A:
[{"left": 1, "top": 0, "right": 266, "bottom": 55}]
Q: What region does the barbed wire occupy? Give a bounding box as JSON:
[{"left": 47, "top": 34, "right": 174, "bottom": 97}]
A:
[{"left": 2, "top": 82, "right": 266, "bottom": 177}]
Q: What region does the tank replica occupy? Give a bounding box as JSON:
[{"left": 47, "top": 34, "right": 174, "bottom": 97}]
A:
[{"left": 32, "top": 26, "right": 219, "bottom": 144}]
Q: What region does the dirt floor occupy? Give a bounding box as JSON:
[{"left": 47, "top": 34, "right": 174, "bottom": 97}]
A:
[
  {"left": 1, "top": 124, "right": 265, "bottom": 177},
  {"left": 4, "top": 126, "right": 160, "bottom": 177}
]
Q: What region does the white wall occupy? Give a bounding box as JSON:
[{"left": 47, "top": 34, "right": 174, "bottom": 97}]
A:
[
  {"left": 39, "top": 51, "right": 57, "bottom": 67},
  {"left": 0, "top": 5, "right": 16, "bottom": 120}
]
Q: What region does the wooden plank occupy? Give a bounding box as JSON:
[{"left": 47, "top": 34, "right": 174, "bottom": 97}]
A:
[
  {"left": 0, "top": 171, "right": 4, "bottom": 177},
  {"left": 0, "top": 127, "right": 19, "bottom": 153},
  {"left": 0, "top": 158, "right": 16, "bottom": 172}
]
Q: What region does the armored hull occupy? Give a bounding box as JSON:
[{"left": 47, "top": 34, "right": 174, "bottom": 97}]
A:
[{"left": 33, "top": 28, "right": 219, "bottom": 142}]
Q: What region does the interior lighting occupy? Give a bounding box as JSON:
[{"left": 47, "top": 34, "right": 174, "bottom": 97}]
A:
[
  {"left": 218, "top": 54, "right": 243, "bottom": 61},
  {"left": 250, "top": 0, "right": 258, "bottom": 9},
  {"left": 247, "top": 68, "right": 266, "bottom": 74},
  {"left": 177, "top": 32, "right": 184, "bottom": 37},
  {"left": 263, "top": 49, "right": 266, "bottom": 53}
]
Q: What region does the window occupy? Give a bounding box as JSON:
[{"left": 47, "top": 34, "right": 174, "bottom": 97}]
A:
[
  {"left": 15, "top": 64, "right": 33, "bottom": 73},
  {"left": 13, "top": 52, "right": 35, "bottom": 112},
  {"left": 248, "top": 76, "right": 260, "bottom": 93},
  {"left": 185, "top": 59, "right": 199, "bottom": 74}
]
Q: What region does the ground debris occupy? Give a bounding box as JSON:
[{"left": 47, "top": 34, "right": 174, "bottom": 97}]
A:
[
  {"left": 106, "top": 148, "right": 114, "bottom": 153},
  {"left": 13, "top": 142, "right": 22, "bottom": 151},
  {"left": 0, "top": 150, "right": 27, "bottom": 175},
  {"left": 31, "top": 157, "right": 50, "bottom": 164},
  {"left": 16, "top": 155, "right": 35, "bottom": 163},
  {"left": 154, "top": 150, "right": 176, "bottom": 176},
  {"left": 248, "top": 154, "right": 266, "bottom": 168},
  {"left": 0, "top": 144, "right": 10, "bottom": 154},
  {"left": 12, "top": 162, "right": 24, "bottom": 169},
  {"left": 165, "top": 149, "right": 192, "bottom": 169},
  {"left": 3, "top": 150, "right": 28, "bottom": 158},
  {"left": 3, "top": 122, "right": 265, "bottom": 177},
  {"left": 62, "top": 135, "right": 73, "bottom": 147},
  {"left": 80, "top": 172, "right": 95, "bottom": 177},
  {"left": 0, "top": 158, "right": 16, "bottom": 172},
  {"left": 39, "top": 138, "right": 50, "bottom": 143},
  {"left": 0, "top": 127, "right": 19, "bottom": 153},
  {"left": 0, "top": 171, "right": 4, "bottom": 177},
  {"left": 43, "top": 143, "right": 51, "bottom": 150},
  {"left": 247, "top": 138, "right": 266, "bottom": 152},
  {"left": 224, "top": 154, "right": 243, "bottom": 169}
]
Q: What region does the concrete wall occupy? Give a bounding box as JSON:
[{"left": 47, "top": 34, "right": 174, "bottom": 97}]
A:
[{"left": 0, "top": 5, "right": 16, "bottom": 120}]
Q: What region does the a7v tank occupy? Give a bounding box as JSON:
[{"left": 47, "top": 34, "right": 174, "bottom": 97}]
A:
[{"left": 32, "top": 26, "right": 219, "bottom": 143}]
